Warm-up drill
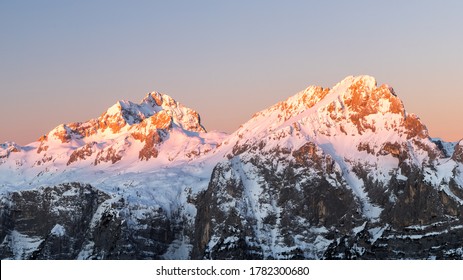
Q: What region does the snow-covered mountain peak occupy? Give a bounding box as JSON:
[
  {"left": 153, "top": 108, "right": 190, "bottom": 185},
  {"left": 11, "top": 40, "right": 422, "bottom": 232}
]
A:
[
  {"left": 320, "top": 75, "right": 429, "bottom": 139},
  {"left": 232, "top": 75, "right": 425, "bottom": 141},
  {"left": 99, "top": 92, "right": 206, "bottom": 135},
  {"left": 214, "top": 75, "right": 456, "bottom": 228},
  {"left": 334, "top": 75, "right": 377, "bottom": 90},
  {"left": 329, "top": 75, "right": 402, "bottom": 115},
  {"left": 40, "top": 91, "right": 206, "bottom": 146},
  {"left": 223, "top": 75, "right": 440, "bottom": 192},
  {"left": 4, "top": 91, "right": 225, "bottom": 171}
]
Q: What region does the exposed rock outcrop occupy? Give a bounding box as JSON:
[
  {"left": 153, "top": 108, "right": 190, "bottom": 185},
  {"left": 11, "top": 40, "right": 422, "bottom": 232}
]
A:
[{"left": 0, "top": 183, "right": 179, "bottom": 259}]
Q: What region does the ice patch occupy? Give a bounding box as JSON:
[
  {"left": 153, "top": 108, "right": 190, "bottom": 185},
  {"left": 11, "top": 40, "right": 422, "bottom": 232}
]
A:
[
  {"left": 368, "top": 225, "right": 388, "bottom": 244},
  {"left": 396, "top": 174, "right": 408, "bottom": 181},
  {"left": 353, "top": 222, "right": 367, "bottom": 234},
  {"left": 50, "top": 224, "right": 66, "bottom": 237}
]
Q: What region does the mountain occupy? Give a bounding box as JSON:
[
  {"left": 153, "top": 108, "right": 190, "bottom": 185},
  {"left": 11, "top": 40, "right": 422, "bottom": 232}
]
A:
[
  {"left": 0, "top": 92, "right": 225, "bottom": 259},
  {"left": 35, "top": 91, "right": 220, "bottom": 164},
  {"left": 1, "top": 75, "right": 462, "bottom": 259},
  {"left": 193, "top": 76, "right": 463, "bottom": 259}
]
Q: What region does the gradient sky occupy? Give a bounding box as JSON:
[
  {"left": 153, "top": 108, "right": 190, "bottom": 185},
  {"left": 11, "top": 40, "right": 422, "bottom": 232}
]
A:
[{"left": 1, "top": 0, "right": 462, "bottom": 145}]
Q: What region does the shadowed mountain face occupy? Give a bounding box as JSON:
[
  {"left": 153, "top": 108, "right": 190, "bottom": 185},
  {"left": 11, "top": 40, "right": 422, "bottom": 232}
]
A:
[{"left": 1, "top": 76, "right": 462, "bottom": 259}]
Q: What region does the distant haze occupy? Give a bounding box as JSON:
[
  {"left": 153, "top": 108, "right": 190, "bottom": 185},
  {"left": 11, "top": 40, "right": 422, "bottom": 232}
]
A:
[{"left": 1, "top": 0, "right": 462, "bottom": 145}]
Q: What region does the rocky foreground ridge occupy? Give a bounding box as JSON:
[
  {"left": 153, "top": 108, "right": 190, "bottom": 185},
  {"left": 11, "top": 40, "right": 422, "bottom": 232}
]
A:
[{"left": 1, "top": 75, "right": 462, "bottom": 259}]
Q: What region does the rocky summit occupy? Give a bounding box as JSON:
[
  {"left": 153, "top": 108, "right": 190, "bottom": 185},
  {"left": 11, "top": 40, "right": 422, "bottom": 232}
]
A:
[{"left": 1, "top": 75, "right": 462, "bottom": 259}]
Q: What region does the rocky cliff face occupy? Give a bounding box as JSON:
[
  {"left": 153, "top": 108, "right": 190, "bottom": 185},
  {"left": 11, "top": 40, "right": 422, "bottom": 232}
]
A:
[
  {"left": 192, "top": 145, "right": 362, "bottom": 259},
  {"left": 1, "top": 76, "right": 462, "bottom": 259},
  {"left": 0, "top": 183, "right": 184, "bottom": 259}
]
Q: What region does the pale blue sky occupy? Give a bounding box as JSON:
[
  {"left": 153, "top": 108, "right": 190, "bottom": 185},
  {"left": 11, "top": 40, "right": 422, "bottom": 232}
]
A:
[{"left": 1, "top": 0, "right": 462, "bottom": 144}]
